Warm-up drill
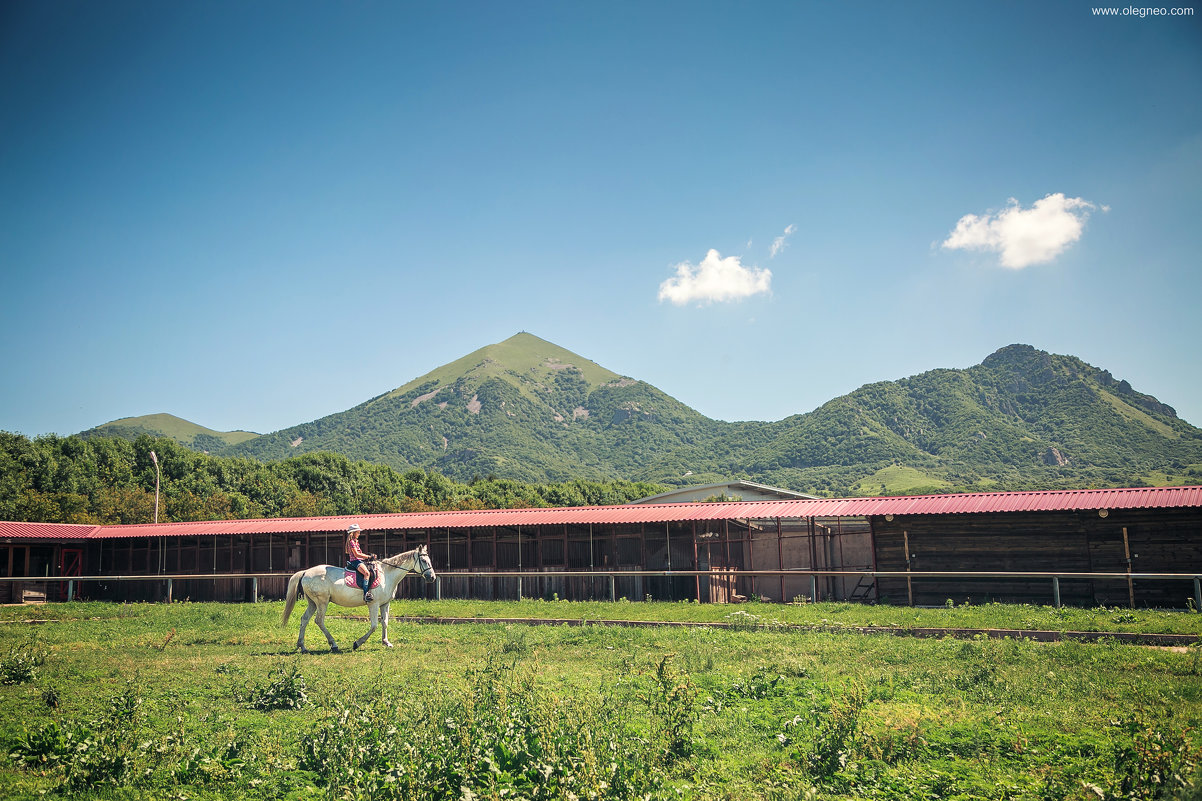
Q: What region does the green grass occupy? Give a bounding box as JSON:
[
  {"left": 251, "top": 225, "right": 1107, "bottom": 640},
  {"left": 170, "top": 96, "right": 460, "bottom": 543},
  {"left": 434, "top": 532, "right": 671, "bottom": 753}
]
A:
[
  {"left": 365, "top": 597, "right": 1202, "bottom": 636},
  {"left": 852, "top": 465, "right": 953, "bottom": 495},
  {"left": 1, "top": 600, "right": 1200, "bottom": 800},
  {"left": 1097, "top": 390, "right": 1179, "bottom": 440}
]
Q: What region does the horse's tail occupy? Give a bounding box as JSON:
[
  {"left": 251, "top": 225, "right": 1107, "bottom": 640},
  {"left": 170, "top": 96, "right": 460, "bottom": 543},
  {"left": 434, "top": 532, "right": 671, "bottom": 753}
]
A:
[{"left": 281, "top": 570, "right": 305, "bottom": 626}]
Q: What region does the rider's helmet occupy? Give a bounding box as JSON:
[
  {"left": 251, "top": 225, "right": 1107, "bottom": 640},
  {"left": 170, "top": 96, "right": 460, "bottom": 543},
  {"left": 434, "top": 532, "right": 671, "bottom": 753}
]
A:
[{"left": 346, "top": 524, "right": 361, "bottom": 536}]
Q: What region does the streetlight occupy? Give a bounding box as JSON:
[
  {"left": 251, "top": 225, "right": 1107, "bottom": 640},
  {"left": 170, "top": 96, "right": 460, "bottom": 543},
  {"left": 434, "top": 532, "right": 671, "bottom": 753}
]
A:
[{"left": 149, "top": 451, "right": 160, "bottom": 525}]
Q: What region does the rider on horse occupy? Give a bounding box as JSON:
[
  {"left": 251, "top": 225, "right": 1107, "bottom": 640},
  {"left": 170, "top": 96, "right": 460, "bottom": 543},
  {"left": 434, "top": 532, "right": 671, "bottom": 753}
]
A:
[{"left": 345, "top": 524, "right": 376, "bottom": 602}]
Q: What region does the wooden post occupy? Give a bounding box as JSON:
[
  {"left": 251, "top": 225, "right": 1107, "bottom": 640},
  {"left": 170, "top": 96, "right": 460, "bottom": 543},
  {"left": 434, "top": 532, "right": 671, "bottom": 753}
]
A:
[
  {"left": 1122, "top": 527, "right": 1134, "bottom": 608},
  {"left": 747, "top": 520, "right": 756, "bottom": 600},
  {"left": 868, "top": 516, "right": 880, "bottom": 604},
  {"left": 777, "top": 518, "right": 784, "bottom": 602},
  {"left": 723, "top": 519, "right": 730, "bottom": 571},
  {"left": 904, "top": 530, "right": 914, "bottom": 607}
]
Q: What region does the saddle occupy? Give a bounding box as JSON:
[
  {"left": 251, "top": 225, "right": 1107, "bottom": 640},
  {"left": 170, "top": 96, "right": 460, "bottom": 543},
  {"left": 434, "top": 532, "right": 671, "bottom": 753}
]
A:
[{"left": 344, "top": 564, "right": 382, "bottom": 592}]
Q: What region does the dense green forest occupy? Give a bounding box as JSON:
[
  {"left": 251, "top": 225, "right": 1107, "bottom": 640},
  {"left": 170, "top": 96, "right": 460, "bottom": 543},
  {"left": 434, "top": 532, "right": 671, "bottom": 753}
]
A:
[{"left": 0, "top": 431, "right": 667, "bottom": 525}]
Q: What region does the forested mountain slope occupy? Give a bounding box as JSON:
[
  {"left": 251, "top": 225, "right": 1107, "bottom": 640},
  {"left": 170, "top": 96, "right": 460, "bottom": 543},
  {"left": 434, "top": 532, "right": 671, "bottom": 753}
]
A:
[
  {"left": 747, "top": 344, "right": 1202, "bottom": 493},
  {"left": 77, "top": 335, "right": 1202, "bottom": 494}
]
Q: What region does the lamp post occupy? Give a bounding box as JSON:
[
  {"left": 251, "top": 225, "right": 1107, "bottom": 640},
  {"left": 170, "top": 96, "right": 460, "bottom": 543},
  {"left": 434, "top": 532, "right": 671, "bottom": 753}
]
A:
[{"left": 150, "top": 451, "right": 160, "bottom": 525}]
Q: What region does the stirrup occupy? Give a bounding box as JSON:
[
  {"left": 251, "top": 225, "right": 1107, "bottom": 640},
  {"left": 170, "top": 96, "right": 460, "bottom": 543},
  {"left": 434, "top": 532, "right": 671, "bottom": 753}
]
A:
[{"left": 364, "top": 591, "right": 374, "bottom": 602}]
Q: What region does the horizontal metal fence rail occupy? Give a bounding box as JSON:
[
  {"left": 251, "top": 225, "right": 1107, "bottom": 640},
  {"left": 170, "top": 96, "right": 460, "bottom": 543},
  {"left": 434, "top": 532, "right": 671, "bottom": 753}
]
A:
[{"left": 2, "top": 569, "right": 1200, "bottom": 610}]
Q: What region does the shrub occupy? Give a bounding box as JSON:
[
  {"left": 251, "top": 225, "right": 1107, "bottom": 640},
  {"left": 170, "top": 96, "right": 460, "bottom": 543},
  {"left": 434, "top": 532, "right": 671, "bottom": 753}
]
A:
[
  {"left": 301, "top": 656, "right": 660, "bottom": 800},
  {"left": 9, "top": 684, "right": 144, "bottom": 793},
  {"left": 0, "top": 643, "right": 46, "bottom": 685},
  {"left": 1110, "top": 716, "right": 1201, "bottom": 800},
  {"left": 238, "top": 664, "right": 309, "bottom": 711},
  {"left": 638, "top": 654, "right": 699, "bottom": 762}
]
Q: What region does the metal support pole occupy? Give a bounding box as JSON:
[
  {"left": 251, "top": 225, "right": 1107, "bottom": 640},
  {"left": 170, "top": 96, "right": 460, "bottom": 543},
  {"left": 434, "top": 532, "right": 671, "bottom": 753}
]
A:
[
  {"left": 1194, "top": 577, "right": 1201, "bottom": 613},
  {"left": 253, "top": 577, "right": 259, "bottom": 602},
  {"left": 904, "top": 530, "right": 914, "bottom": 607},
  {"left": 610, "top": 574, "right": 616, "bottom": 602},
  {"left": 166, "top": 578, "right": 173, "bottom": 604},
  {"left": 67, "top": 580, "right": 74, "bottom": 602},
  {"left": 1053, "top": 576, "right": 1061, "bottom": 609},
  {"left": 436, "top": 575, "right": 442, "bottom": 601},
  {"left": 809, "top": 574, "right": 817, "bottom": 604}
]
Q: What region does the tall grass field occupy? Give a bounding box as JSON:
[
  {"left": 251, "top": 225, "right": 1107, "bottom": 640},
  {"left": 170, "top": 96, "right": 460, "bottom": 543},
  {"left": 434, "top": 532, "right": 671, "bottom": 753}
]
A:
[{"left": 1, "top": 599, "right": 1200, "bottom": 800}]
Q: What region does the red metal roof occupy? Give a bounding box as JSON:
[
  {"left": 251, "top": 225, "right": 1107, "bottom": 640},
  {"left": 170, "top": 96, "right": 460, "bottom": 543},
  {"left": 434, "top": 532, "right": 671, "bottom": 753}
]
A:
[
  {"left": 66, "top": 485, "right": 1202, "bottom": 540},
  {"left": 0, "top": 522, "right": 98, "bottom": 540}
]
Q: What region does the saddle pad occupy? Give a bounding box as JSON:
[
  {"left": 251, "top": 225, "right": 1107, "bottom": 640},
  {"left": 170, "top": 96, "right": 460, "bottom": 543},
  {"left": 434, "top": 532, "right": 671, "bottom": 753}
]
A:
[{"left": 343, "top": 570, "right": 382, "bottom": 591}]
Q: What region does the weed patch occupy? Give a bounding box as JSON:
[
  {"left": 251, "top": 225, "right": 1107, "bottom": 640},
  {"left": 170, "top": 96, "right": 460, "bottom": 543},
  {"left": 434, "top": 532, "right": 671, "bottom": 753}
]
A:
[
  {"left": 237, "top": 664, "right": 309, "bottom": 710},
  {"left": 0, "top": 643, "right": 45, "bottom": 685}
]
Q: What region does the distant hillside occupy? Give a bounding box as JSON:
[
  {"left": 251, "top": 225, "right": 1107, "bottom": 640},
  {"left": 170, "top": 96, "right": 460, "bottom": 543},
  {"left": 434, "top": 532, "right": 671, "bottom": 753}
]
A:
[
  {"left": 744, "top": 344, "right": 1202, "bottom": 494},
  {"left": 79, "top": 335, "right": 1202, "bottom": 494},
  {"left": 79, "top": 414, "right": 259, "bottom": 452}
]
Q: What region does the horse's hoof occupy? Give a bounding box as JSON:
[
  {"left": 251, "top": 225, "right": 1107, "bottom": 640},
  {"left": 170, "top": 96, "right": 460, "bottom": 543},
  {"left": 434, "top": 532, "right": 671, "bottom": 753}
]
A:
[
  {"left": 329, "top": 646, "right": 340, "bottom": 653},
  {"left": 352, "top": 642, "right": 360, "bottom": 651},
  {"left": 383, "top": 641, "right": 393, "bottom": 648}
]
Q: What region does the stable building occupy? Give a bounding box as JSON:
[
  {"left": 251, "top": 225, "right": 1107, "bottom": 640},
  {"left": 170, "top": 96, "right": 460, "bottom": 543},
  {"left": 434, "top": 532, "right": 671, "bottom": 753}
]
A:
[{"left": 1, "top": 486, "right": 1199, "bottom": 608}]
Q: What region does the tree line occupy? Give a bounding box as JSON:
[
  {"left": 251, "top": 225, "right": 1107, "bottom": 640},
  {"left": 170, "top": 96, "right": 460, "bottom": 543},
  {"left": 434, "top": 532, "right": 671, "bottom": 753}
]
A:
[{"left": 0, "top": 431, "right": 668, "bottom": 525}]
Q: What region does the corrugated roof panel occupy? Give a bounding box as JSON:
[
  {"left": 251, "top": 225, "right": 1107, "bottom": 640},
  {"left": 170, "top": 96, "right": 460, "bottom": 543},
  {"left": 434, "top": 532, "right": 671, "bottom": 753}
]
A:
[{"left": 0, "top": 522, "right": 97, "bottom": 540}]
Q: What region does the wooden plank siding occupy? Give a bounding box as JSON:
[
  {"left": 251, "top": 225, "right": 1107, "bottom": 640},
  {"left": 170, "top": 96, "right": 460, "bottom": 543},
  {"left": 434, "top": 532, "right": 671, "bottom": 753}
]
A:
[
  {"left": 872, "top": 508, "right": 1202, "bottom": 607},
  {"left": 18, "top": 503, "right": 1201, "bottom": 608}
]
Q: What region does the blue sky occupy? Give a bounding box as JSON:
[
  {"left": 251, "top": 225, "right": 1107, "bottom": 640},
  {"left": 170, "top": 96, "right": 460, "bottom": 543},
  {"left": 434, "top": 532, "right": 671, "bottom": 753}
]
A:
[{"left": 2, "top": 0, "right": 1200, "bottom": 439}]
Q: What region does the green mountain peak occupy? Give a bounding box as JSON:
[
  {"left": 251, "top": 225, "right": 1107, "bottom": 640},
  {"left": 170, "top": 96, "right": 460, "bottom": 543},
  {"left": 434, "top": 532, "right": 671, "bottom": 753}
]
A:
[
  {"left": 383, "top": 332, "right": 623, "bottom": 406},
  {"left": 80, "top": 413, "right": 259, "bottom": 449},
  {"left": 76, "top": 337, "right": 1202, "bottom": 493}
]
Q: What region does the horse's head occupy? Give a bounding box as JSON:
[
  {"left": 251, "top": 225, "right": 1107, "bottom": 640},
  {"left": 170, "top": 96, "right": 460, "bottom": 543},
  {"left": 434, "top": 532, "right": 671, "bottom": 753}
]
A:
[{"left": 414, "top": 544, "right": 437, "bottom": 584}]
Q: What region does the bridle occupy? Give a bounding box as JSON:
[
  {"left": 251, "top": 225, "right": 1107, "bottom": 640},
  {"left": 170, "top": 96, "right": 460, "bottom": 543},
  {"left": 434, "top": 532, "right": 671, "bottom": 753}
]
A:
[
  {"left": 409, "top": 551, "right": 436, "bottom": 582},
  {"left": 386, "top": 549, "right": 436, "bottom": 582}
]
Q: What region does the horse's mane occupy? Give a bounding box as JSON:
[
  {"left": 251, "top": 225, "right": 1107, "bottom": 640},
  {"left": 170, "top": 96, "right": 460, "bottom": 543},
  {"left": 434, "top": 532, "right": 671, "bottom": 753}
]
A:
[{"left": 379, "top": 548, "right": 422, "bottom": 569}]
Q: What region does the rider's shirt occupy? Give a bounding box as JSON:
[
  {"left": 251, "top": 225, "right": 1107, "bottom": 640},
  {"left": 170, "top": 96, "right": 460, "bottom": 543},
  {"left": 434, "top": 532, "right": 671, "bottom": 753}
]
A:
[{"left": 346, "top": 537, "right": 369, "bottom": 562}]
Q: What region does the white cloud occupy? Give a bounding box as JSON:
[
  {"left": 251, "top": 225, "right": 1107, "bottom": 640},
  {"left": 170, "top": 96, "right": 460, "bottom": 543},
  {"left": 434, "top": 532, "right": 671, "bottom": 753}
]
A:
[
  {"left": 941, "top": 193, "right": 1100, "bottom": 268},
  {"left": 770, "top": 223, "right": 797, "bottom": 258},
  {"left": 657, "top": 249, "right": 772, "bottom": 306}
]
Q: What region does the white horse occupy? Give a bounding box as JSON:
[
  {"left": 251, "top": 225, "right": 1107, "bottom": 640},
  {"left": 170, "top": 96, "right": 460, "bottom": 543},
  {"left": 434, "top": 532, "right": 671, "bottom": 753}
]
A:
[{"left": 281, "top": 545, "right": 436, "bottom": 652}]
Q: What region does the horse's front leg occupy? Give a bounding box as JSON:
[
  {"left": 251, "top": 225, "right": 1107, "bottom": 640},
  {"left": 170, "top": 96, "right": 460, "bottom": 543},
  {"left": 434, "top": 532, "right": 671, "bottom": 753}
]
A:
[
  {"left": 353, "top": 604, "right": 379, "bottom": 651},
  {"left": 380, "top": 602, "right": 392, "bottom": 648}
]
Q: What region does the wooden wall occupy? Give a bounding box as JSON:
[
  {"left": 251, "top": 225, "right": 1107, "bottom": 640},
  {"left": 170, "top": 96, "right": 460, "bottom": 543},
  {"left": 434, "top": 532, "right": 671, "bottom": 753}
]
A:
[
  {"left": 872, "top": 508, "right": 1202, "bottom": 607},
  {"left": 52, "top": 506, "right": 1202, "bottom": 608}
]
